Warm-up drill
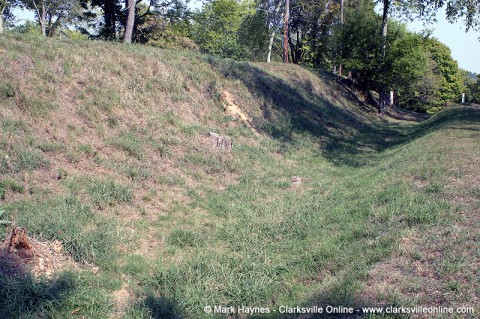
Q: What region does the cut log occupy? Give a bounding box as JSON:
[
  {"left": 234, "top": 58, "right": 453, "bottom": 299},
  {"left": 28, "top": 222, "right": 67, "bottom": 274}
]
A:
[{"left": 209, "top": 132, "right": 233, "bottom": 151}]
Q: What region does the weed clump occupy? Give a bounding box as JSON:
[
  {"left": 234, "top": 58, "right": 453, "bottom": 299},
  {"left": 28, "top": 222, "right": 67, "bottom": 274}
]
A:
[{"left": 67, "top": 176, "right": 133, "bottom": 209}]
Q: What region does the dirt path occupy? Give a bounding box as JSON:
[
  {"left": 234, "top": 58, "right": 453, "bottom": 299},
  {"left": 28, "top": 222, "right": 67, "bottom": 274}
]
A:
[{"left": 386, "top": 106, "right": 431, "bottom": 122}]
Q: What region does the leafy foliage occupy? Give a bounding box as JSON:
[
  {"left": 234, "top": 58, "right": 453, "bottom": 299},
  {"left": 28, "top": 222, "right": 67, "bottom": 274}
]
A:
[
  {"left": 332, "top": 4, "right": 467, "bottom": 113},
  {"left": 446, "top": 0, "right": 480, "bottom": 31},
  {"left": 17, "top": 0, "right": 82, "bottom": 36},
  {"left": 420, "top": 37, "right": 465, "bottom": 110},
  {"left": 192, "top": 0, "right": 259, "bottom": 59},
  {"left": 466, "top": 74, "right": 480, "bottom": 103}
]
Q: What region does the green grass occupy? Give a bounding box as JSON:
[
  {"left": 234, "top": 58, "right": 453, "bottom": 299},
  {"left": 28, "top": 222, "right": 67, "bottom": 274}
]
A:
[
  {"left": 0, "top": 34, "right": 478, "bottom": 319},
  {"left": 0, "top": 82, "right": 16, "bottom": 99},
  {"left": 138, "top": 131, "right": 456, "bottom": 316},
  {"left": 0, "top": 270, "right": 116, "bottom": 319},
  {"left": 166, "top": 229, "right": 205, "bottom": 248},
  {"left": 0, "top": 148, "right": 49, "bottom": 175},
  {"left": 110, "top": 131, "right": 144, "bottom": 160},
  {"left": 66, "top": 176, "right": 133, "bottom": 209},
  {"left": 18, "top": 96, "right": 58, "bottom": 117},
  {"left": 5, "top": 196, "right": 120, "bottom": 269},
  {"left": 0, "top": 178, "right": 25, "bottom": 200}
]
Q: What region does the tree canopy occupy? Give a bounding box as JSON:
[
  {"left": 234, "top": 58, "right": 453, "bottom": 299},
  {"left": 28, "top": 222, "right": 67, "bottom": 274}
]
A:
[{"left": 1, "top": 0, "right": 477, "bottom": 112}]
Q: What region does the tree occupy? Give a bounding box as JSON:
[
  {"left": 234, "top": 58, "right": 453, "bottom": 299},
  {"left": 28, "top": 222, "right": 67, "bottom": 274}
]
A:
[
  {"left": 132, "top": 0, "right": 196, "bottom": 49},
  {"left": 1, "top": 0, "right": 19, "bottom": 34},
  {"left": 237, "top": 10, "right": 270, "bottom": 61},
  {"left": 377, "top": 0, "right": 390, "bottom": 114},
  {"left": 374, "top": 0, "right": 446, "bottom": 113},
  {"left": 446, "top": 0, "right": 480, "bottom": 31},
  {"left": 387, "top": 29, "right": 427, "bottom": 108},
  {"left": 463, "top": 71, "right": 478, "bottom": 103},
  {"left": 422, "top": 37, "right": 465, "bottom": 107},
  {"left": 124, "top": 0, "right": 135, "bottom": 43},
  {"left": 0, "top": 0, "right": 7, "bottom": 34},
  {"left": 338, "top": 0, "right": 344, "bottom": 74},
  {"left": 279, "top": 0, "right": 341, "bottom": 66},
  {"left": 192, "top": 0, "right": 255, "bottom": 59},
  {"left": 409, "top": 57, "right": 442, "bottom": 110},
  {"left": 283, "top": 0, "right": 289, "bottom": 62},
  {"left": 468, "top": 75, "right": 480, "bottom": 103},
  {"left": 266, "top": 0, "right": 282, "bottom": 62},
  {"left": 333, "top": 7, "right": 382, "bottom": 91},
  {"left": 19, "top": 0, "right": 81, "bottom": 36},
  {"left": 332, "top": 7, "right": 464, "bottom": 113},
  {"left": 79, "top": 0, "right": 122, "bottom": 40}
]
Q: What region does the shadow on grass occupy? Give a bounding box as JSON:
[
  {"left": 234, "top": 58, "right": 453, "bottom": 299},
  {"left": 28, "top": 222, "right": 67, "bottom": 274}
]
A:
[
  {"left": 0, "top": 255, "right": 76, "bottom": 318},
  {"left": 143, "top": 295, "right": 183, "bottom": 319},
  {"left": 128, "top": 293, "right": 185, "bottom": 319},
  {"left": 246, "top": 283, "right": 403, "bottom": 319},
  {"left": 206, "top": 58, "right": 480, "bottom": 166}
]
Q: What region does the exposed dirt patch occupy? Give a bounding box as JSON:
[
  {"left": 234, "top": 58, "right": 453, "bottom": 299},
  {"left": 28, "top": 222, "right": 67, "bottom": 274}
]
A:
[
  {"left": 222, "top": 90, "right": 261, "bottom": 136},
  {"left": 112, "top": 277, "right": 134, "bottom": 316}
]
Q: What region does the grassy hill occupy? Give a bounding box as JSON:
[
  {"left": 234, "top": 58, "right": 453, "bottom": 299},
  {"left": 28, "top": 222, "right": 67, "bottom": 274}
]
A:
[{"left": 0, "top": 34, "right": 479, "bottom": 318}]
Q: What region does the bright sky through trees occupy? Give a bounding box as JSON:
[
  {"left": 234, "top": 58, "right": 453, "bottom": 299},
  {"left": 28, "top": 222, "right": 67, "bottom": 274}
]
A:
[
  {"left": 11, "top": 0, "right": 480, "bottom": 73},
  {"left": 406, "top": 8, "right": 480, "bottom": 73}
]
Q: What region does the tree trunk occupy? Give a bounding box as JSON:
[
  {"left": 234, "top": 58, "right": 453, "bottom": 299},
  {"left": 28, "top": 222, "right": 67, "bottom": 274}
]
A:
[
  {"left": 380, "top": 0, "right": 389, "bottom": 60},
  {"left": 295, "top": 30, "right": 301, "bottom": 63},
  {"left": 0, "top": 13, "right": 4, "bottom": 35},
  {"left": 0, "top": 1, "right": 6, "bottom": 34},
  {"left": 124, "top": 0, "right": 136, "bottom": 44},
  {"left": 378, "top": 0, "right": 390, "bottom": 114},
  {"left": 267, "top": 30, "right": 276, "bottom": 63},
  {"left": 379, "top": 89, "right": 386, "bottom": 114},
  {"left": 47, "top": 15, "right": 62, "bottom": 37},
  {"left": 288, "top": 28, "right": 295, "bottom": 63},
  {"left": 267, "top": 0, "right": 282, "bottom": 63},
  {"left": 40, "top": 0, "right": 46, "bottom": 36},
  {"left": 283, "top": 0, "right": 289, "bottom": 63},
  {"left": 338, "top": 0, "right": 344, "bottom": 75},
  {"left": 103, "top": 0, "right": 117, "bottom": 40}
]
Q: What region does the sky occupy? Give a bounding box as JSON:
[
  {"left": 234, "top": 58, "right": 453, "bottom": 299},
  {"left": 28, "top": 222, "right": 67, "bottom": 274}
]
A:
[
  {"left": 405, "top": 9, "right": 480, "bottom": 74},
  {"left": 11, "top": 3, "right": 480, "bottom": 73}
]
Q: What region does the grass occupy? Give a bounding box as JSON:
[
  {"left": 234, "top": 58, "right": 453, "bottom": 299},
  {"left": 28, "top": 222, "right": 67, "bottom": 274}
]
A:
[
  {"left": 66, "top": 176, "right": 133, "bottom": 209},
  {"left": 5, "top": 195, "right": 120, "bottom": 268},
  {"left": 0, "top": 148, "right": 49, "bottom": 175},
  {"left": 0, "top": 178, "right": 25, "bottom": 200},
  {"left": 0, "top": 33, "right": 478, "bottom": 318},
  {"left": 166, "top": 229, "right": 205, "bottom": 248},
  {"left": 0, "top": 270, "right": 116, "bottom": 318},
  {"left": 110, "top": 131, "right": 144, "bottom": 160},
  {"left": 0, "top": 82, "right": 16, "bottom": 98}
]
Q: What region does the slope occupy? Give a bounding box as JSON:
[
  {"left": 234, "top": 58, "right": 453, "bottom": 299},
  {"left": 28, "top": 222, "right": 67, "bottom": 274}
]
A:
[{"left": 0, "top": 34, "right": 479, "bottom": 318}]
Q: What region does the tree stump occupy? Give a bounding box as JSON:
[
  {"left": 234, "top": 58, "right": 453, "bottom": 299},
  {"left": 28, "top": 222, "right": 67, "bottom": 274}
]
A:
[
  {"left": 2, "top": 227, "right": 34, "bottom": 260},
  {"left": 209, "top": 132, "right": 233, "bottom": 151},
  {"left": 291, "top": 176, "right": 302, "bottom": 187}
]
